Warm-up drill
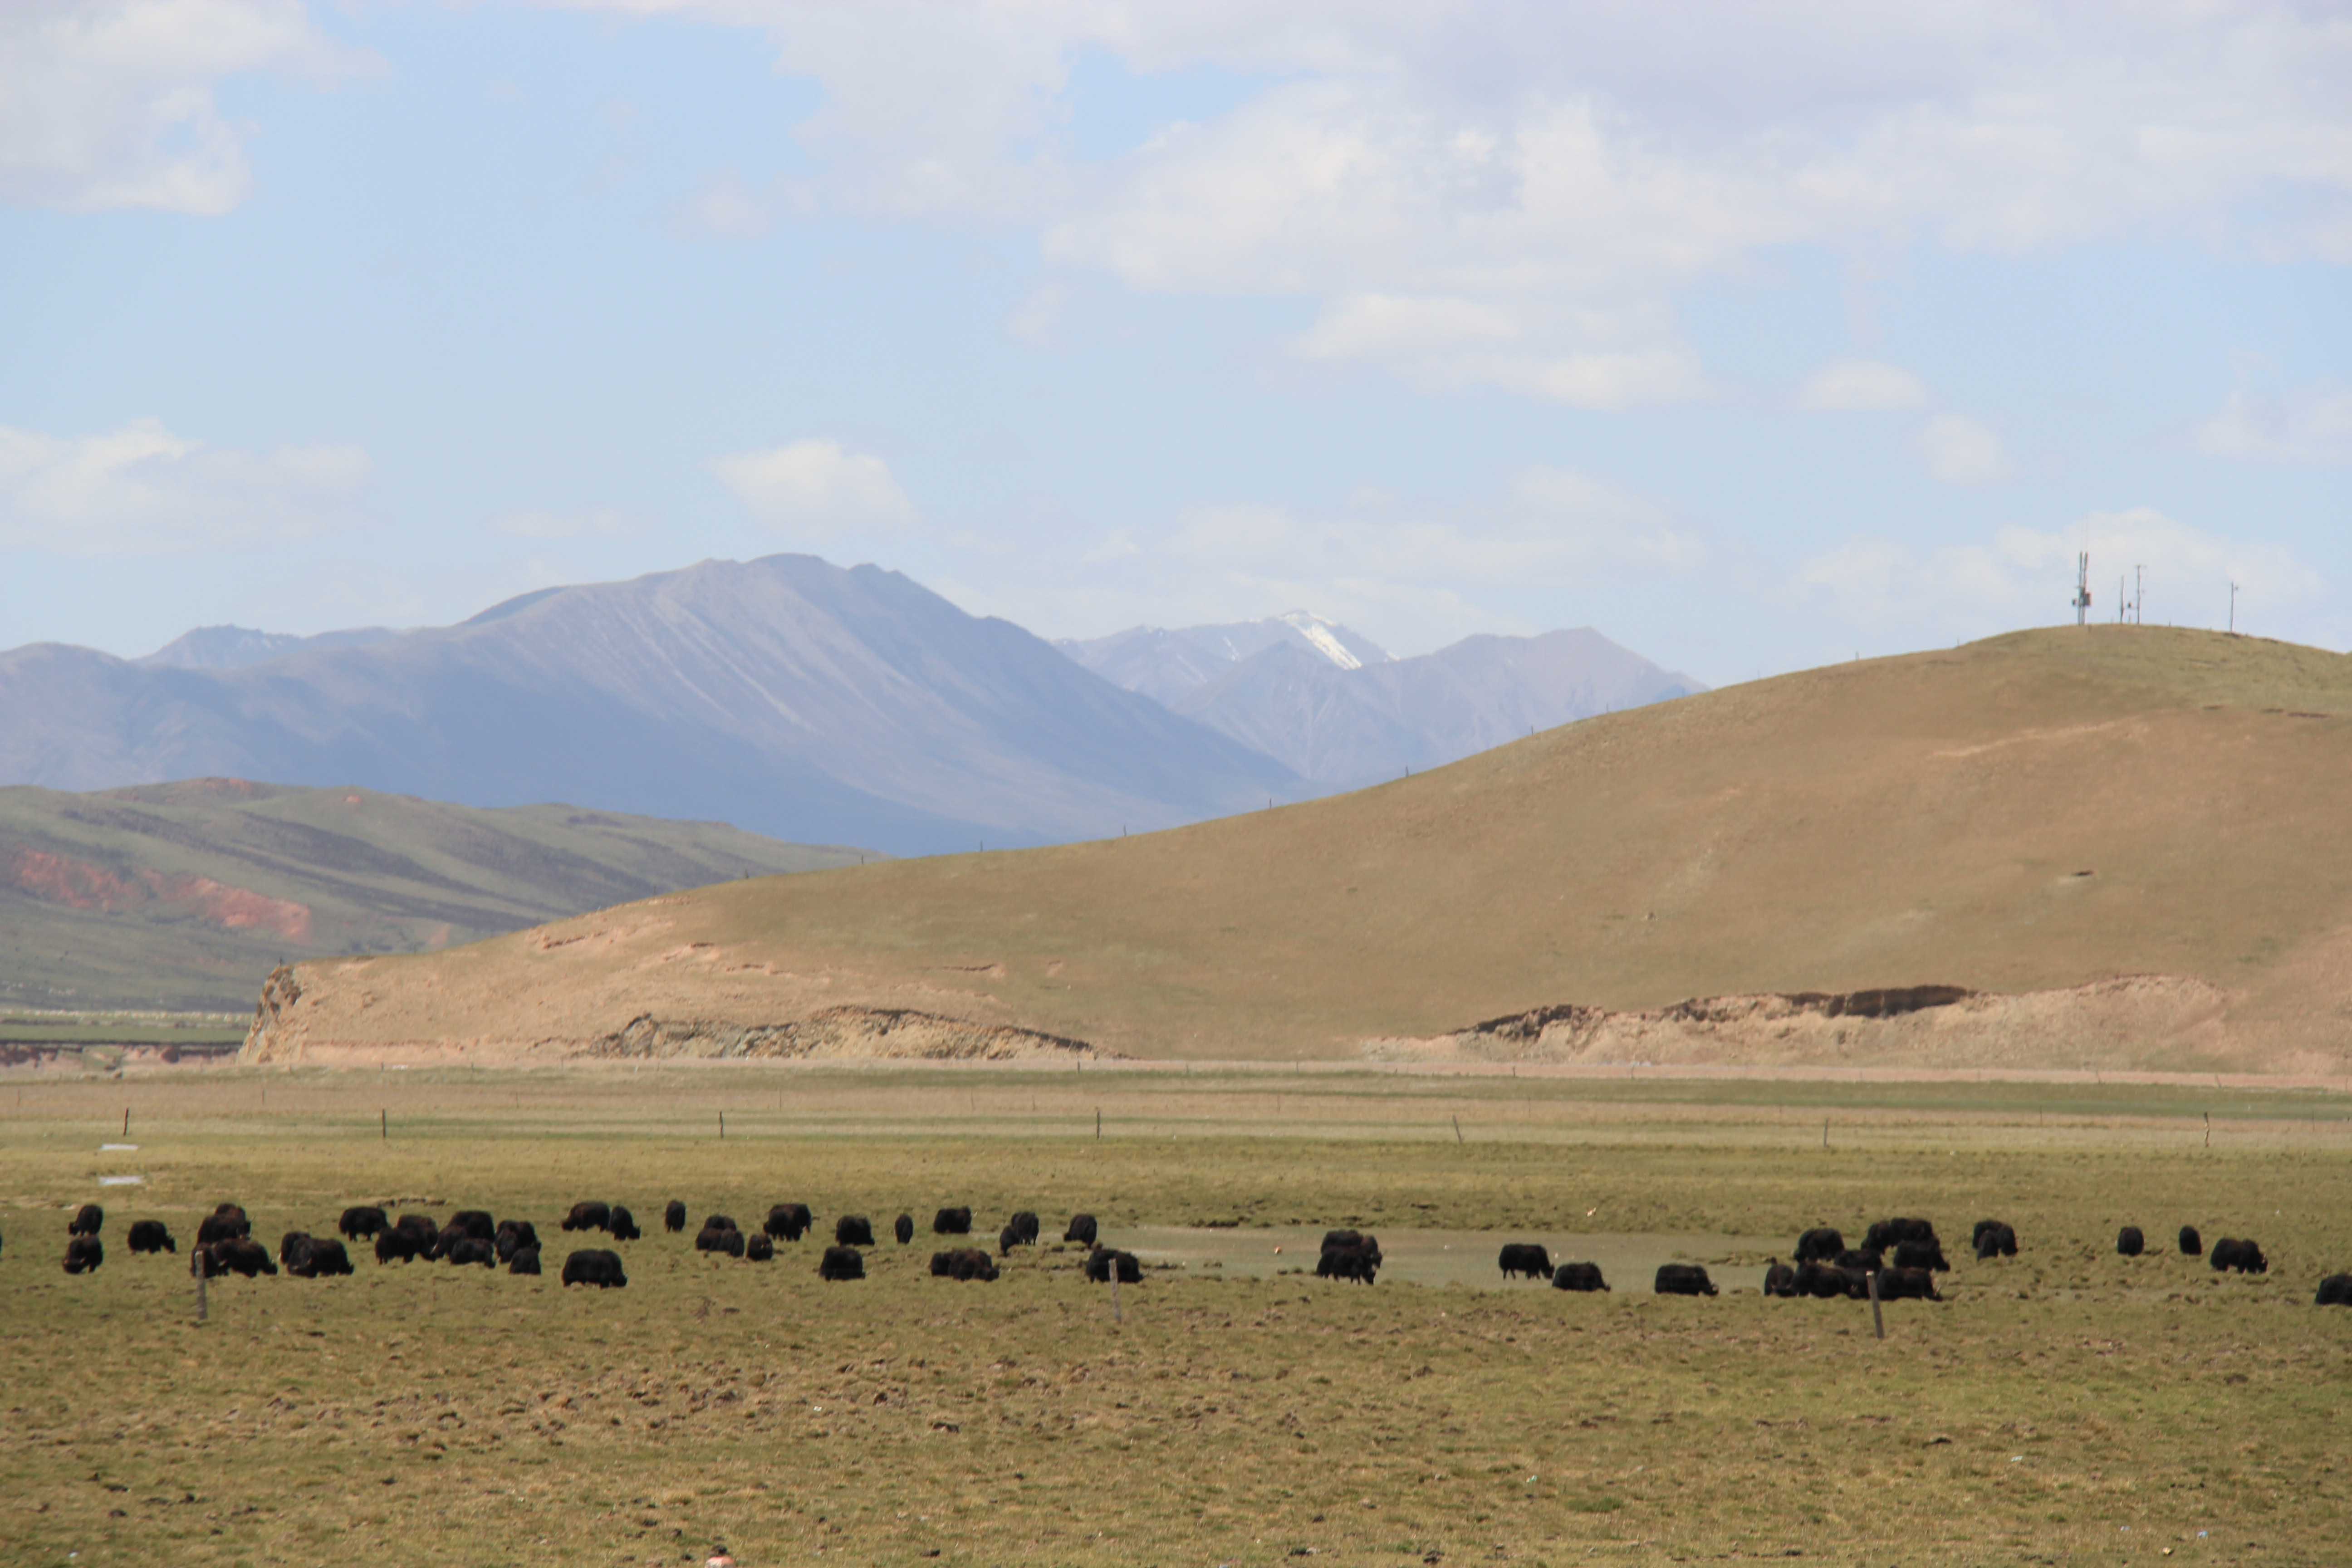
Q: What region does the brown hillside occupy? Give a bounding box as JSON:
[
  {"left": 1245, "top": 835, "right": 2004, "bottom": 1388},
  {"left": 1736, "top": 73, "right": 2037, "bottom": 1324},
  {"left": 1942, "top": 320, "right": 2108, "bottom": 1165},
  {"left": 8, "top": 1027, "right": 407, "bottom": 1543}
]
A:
[{"left": 243, "top": 627, "right": 2352, "bottom": 1073}]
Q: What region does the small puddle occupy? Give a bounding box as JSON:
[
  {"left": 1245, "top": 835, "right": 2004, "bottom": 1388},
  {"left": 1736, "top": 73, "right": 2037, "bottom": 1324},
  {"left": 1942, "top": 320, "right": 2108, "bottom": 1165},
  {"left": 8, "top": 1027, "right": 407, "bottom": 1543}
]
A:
[
  {"left": 1111, "top": 1225, "right": 1785, "bottom": 1294},
  {"left": 97, "top": 1174, "right": 145, "bottom": 1186}
]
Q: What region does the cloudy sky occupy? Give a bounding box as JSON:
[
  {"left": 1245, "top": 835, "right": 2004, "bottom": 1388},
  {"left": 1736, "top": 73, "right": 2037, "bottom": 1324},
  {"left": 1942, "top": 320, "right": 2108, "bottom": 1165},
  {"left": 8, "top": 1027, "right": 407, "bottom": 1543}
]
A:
[{"left": 3, "top": 1, "right": 2347, "bottom": 683}]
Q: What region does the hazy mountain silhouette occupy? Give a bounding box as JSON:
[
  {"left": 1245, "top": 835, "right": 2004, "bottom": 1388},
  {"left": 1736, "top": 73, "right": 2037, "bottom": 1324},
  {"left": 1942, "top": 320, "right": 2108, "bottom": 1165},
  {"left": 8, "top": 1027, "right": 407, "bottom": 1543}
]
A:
[
  {"left": 0, "top": 556, "right": 1300, "bottom": 855},
  {"left": 1069, "top": 619, "right": 1702, "bottom": 784}
]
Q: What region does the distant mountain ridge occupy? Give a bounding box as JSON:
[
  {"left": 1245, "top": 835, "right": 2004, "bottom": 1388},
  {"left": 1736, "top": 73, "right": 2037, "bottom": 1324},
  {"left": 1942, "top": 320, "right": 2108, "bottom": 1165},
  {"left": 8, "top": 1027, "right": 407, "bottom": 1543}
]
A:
[
  {"left": 138, "top": 625, "right": 403, "bottom": 670},
  {"left": 1066, "top": 617, "right": 1703, "bottom": 784},
  {"left": 0, "top": 777, "right": 868, "bottom": 1011},
  {"left": 0, "top": 555, "right": 1301, "bottom": 856},
  {"left": 1057, "top": 612, "right": 1392, "bottom": 706}
]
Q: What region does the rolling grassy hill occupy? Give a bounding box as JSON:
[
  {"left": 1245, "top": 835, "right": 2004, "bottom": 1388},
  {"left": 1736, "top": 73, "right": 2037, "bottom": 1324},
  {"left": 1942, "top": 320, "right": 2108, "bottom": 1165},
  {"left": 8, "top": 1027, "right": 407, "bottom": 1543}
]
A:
[
  {"left": 0, "top": 778, "right": 871, "bottom": 1011},
  {"left": 244, "top": 627, "right": 2352, "bottom": 1073}
]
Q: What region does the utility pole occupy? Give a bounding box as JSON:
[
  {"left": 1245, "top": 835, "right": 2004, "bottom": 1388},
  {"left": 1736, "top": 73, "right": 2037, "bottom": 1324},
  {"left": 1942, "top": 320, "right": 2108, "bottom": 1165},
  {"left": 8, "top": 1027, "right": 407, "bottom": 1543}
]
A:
[
  {"left": 2230, "top": 581, "right": 2239, "bottom": 634},
  {"left": 2135, "top": 565, "right": 2145, "bottom": 625},
  {"left": 2073, "top": 553, "right": 2092, "bottom": 625}
]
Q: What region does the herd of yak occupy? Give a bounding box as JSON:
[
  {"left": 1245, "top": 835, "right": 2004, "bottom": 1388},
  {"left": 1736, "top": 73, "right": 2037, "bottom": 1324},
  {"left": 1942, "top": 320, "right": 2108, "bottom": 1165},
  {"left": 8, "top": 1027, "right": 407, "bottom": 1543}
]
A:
[
  {"left": 30, "top": 1202, "right": 2352, "bottom": 1306},
  {"left": 36, "top": 1198, "right": 1146, "bottom": 1292}
]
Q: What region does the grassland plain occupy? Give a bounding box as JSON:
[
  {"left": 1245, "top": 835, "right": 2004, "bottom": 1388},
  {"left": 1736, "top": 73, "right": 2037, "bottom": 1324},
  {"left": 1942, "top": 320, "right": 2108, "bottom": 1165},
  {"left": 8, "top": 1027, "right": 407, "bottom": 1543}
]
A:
[{"left": 4, "top": 1065, "right": 2351, "bottom": 1567}]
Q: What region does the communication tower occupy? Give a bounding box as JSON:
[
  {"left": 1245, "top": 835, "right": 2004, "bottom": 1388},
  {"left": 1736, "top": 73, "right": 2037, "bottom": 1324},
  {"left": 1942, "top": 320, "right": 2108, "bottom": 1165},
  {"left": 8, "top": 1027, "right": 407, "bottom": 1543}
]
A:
[{"left": 2072, "top": 553, "right": 2091, "bottom": 625}]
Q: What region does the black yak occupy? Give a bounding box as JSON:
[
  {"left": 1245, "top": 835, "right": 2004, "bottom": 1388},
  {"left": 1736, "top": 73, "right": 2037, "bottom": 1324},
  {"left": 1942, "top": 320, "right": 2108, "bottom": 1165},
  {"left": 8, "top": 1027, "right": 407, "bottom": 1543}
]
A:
[
  {"left": 1793, "top": 1227, "right": 1844, "bottom": 1264},
  {"left": 68, "top": 1203, "right": 103, "bottom": 1237},
  {"left": 1653, "top": 1264, "right": 1717, "bottom": 1297},
  {"left": 931, "top": 1248, "right": 1000, "bottom": 1281},
  {"left": 745, "top": 1233, "right": 775, "bottom": 1262},
  {"left": 893, "top": 1213, "right": 915, "bottom": 1245},
  {"left": 818, "top": 1245, "right": 866, "bottom": 1281},
  {"left": 835, "top": 1215, "right": 875, "bottom": 1247},
  {"left": 64, "top": 1235, "right": 104, "bottom": 1274},
  {"left": 1551, "top": 1261, "right": 1608, "bottom": 1293},
  {"left": 2179, "top": 1225, "right": 2204, "bottom": 1257},
  {"left": 563, "top": 1201, "right": 611, "bottom": 1233},
  {"left": 127, "top": 1219, "right": 175, "bottom": 1254},
  {"left": 932, "top": 1206, "right": 972, "bottom": 1235},
  {"left": 764, "top": 1204, "right": 812, "bottom": 1241},
  {"left": 561, "top": 1248, "right": 627, "bottom": 1288},
  {"left": 1063, "top": 1213, "right": 1098, "bottom": 1245},
  {"left": 339, "top": 1205, "right": 388, "bottom": 1240},
  {"left": 664, "top": 1200, "right": 687, "bottom": 1233},
  {"left": 1085, "top": 1246, "right": 1142, "bottom": 1284},
  {"left": 2211, "top": 1238, "right": 2269, "bottom": 1275},
  {"left": 2117, "top": 1226, "right": 2145, "bottom": 1257},
  {"left": 1498, "top": 1243, "right": 1553, "bottom": 1280}
]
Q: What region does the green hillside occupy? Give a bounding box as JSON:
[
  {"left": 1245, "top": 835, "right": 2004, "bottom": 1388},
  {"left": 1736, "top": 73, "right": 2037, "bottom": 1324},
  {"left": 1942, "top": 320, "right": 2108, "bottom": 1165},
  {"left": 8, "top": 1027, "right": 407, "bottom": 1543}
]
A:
[{"left": 0, "top": 778, "right": 872, "bottom": 1011}]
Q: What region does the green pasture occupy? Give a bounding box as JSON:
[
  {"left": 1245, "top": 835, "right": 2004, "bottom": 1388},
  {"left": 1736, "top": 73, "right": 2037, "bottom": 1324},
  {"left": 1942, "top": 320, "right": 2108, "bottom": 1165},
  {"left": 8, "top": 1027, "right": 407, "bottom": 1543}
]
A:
[{"left": 3, "top": 1065, "right": 2349, "bottom": 1566}]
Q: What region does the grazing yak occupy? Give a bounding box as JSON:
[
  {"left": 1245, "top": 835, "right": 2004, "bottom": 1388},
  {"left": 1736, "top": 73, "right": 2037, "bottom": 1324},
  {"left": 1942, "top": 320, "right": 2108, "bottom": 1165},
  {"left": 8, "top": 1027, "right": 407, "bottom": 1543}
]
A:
[
  {"left": 1793, "top": 1228, "right": 1845, "bottom": 1264},
  {"left": 561, "top": 1248, "right": 627, "bottom": 1288},
  {"left": 1972, "top": 1220, "right": 2018, "bottom": 1259},
  {"left": 340, "top": 1205, "right": 389, "bottom": 1240},
  {"left": 608, "top": 1205, "right": 641, "bottom": 1241},
  {"left": 894, "top": 1214, "right": 915, "bottom": 1245},
  {"left": 1833, "top": 1248, "right": 1882, "bottom": 1274},
  {"left": 509, "top": 1245, "right": 542, "bottom": 1276},
  {"left": 447, "top": 1210, "right": 495, "bottom": 1242},
  {"left": 283, "top": 1235, "right": 353, "bottom": 1278},
  {"left": 1085, "top": 1247, "right": 1142, "bottom": 1284},
  {"left": 1551, "top": 1261, "right": 1609, "bottom": 1293},
  {"left": 1653, "top": 1264, "right": 1717, "bottom": 1297},
  {"left": 127, "top": 1220, "right": 176, "bottom": 1254},
  {"left": 444, "top": 1236, "right": 497, "bottom": 1268},
  {"left": 563, "top": 1201, "right": 611, "bottom": 1234},
  {"left": 64, "top": 1235, "right": 104, "bottom": 1274},
  {"left": 764, "top": 1204, "right": 813, "bottom": 1241},
  {"left": 664, "top": 1200, "right": 687, "bottom": 1233},
  {"left": 932, "top": 1248, "right": 1000, "bottom": 1282},
  {"left": 1762, "top": 1259, "right": 1798, "bottom": 1297},
  {"left": 68, "top": 1203, "right": 103, "bottom": 1237},
  {"left": 835, "top": 1215, "right": 875, "bottom": 1248},
  {"left": 1007, "top": 1212, "right": 1041, "bottom": 1246},
  {"left": 2117, "top": 1226, "right": 2146, "bottom": 1257},
  {"left": 1795, "top": 1262, "right": 1862, "bottom": 1299},
  {"left": 933, "top": 1207, "right": 973, "bottom": 1235},
  {"left": 494, "top": 1220, "right": 539, "bottom": 1262},
  {"left": 696, "top": 1225, "right": 746, "bottom": 1258},
  {"left": 201, "top": 1238, "right": 277, "bottom": 1278},
  {"left": 745, "top": 1234, "right": 775, "bottom": 1262},
  {"left": 2316, "top": 1274, "right": 2352, "bottom": 1307},
  {"left": 818, "top": 1245, "right": 866, "bottom": 1281},
  {"left": 1892, "top": 1239, "right": 1950, "bottom": 1273},
  {"left": 197, "top": 1210, "right": 251, "bottom": 1247},
  {"left": 1316, "top": 1230, "right": 1382, "bottom": 1284},
  {"left": 1874, "top": 1266, "right": 1942, "bottom": 1301},
  {"left": 1864, "top": 1218, "right": 1937, "bottom": 1254},
  {"left": 1064, "top": 1214, "right": 1098, "bottom": 1245},
  {"left": 999, "top": 1224, "right": 1023, "bottom": 1255},
  {"left": 1498, "top": 1243, "right": 1553, "bottom": 1280},
  {"left": 2210, "top": 1238, "right": 2269, "bottom": 1275},
  {"left": 2179, "top": 1225, "right": 2204, "bottom": 1257}
]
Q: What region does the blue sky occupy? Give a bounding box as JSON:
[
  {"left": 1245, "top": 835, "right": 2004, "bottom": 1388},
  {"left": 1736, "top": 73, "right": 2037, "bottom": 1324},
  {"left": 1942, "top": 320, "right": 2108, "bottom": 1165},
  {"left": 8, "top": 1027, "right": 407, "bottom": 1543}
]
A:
[{"left": 2, "top": 1, "right": 2347, "bottom": 685}]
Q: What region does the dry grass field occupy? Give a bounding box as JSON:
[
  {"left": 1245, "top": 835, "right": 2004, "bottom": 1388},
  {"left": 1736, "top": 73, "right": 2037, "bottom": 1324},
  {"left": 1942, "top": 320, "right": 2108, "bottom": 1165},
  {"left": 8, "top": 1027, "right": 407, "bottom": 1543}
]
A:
[
  {"left": 244, "top": 626, "right": 2352, "bottom": 1074},
  {"left": 5, "top": 1063, "right": 2351, "bottom": 1566}
]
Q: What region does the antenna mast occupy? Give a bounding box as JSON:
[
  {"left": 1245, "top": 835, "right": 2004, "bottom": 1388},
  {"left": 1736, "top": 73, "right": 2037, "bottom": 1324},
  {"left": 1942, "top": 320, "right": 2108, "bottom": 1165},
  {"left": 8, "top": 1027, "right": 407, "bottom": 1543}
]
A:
[{"left": 2073, "top": 553, "right": 2092, "bottom": 626}]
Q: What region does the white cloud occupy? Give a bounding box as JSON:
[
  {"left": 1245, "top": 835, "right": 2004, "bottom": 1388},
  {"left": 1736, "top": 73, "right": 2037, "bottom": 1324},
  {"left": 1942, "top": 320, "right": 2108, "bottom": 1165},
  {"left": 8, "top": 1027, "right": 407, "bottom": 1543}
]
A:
[
  {"left": 1795, "top": 358, "right": 1932, "bottom": 412},
  {"left": 1906, "top": 414, "right": 2017, "bottom": 486},
  {"left": 688, "top": 168, "right": 774, "bottom": 237},
  {"left": 487, "top": 506, "right": 645, "bottom": 540},
  {"left": 1006, "top": 280, "right": 1073, "bottom": 347},
  {"left": 0, "top": 0, "right": 376, "bottom": 214},
  {"left": 0, "top": 418, "right": 371, "bottom": 553},
  {"left": 2191, "top": 386, "right": 2352, "bottom": 466},
  {"left": 709, "top": 438, "right": 918, "bottom": 537},
  {"left": 561, "top": 2, "right": 2352, "bottom": 398},
  {"left": 1797, "top": 508, "right": 2323, "bottom": 637}
]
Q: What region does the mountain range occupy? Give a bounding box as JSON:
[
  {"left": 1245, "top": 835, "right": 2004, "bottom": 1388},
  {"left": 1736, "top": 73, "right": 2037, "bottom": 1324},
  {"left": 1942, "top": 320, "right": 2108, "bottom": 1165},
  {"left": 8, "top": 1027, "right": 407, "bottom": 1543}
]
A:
[
  {"left": 0, "top": 554, "right": 1697, "bottom": 855},
  {"left": 1062, "top": 616, "right": 1701, "bottom": 784},
  {"left": 0, "top": 556, "right": 1301, "bottom": 856},
  {"left": 0, "top": 778, "right": 865, "bottom": 1012}
]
